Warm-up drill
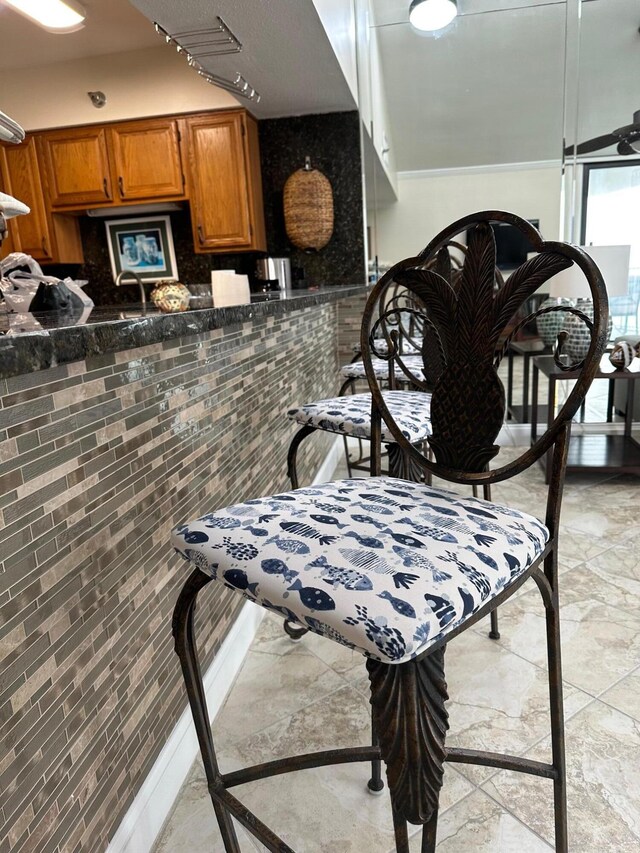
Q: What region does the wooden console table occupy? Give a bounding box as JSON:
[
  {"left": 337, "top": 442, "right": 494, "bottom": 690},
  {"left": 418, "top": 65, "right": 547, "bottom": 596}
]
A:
[
  {"left": 531, "top": 354, "right": 640, "bottom": 483},
  {"left": 506, "top": 338, "right": 551, "bottom": 423}
]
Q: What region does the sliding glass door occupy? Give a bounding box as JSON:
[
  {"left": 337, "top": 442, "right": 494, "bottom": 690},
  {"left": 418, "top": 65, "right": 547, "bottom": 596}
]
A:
[{"left": 581, "top": 161, "right": 640, "bottom": 336}]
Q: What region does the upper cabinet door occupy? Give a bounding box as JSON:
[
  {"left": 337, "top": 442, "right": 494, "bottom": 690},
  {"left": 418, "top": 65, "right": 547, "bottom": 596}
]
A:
[
  {"left": 186, "top": 112, "right": 256, "bottom": 251},
  {"left": 40, "top": 126, "right": 112, "bottom": 207},
  {"left": 0, "top": 137, "right": 54, "bottom": 261},
  {"left": 109, "top": 119, "right": 185, "bottom": 202}
]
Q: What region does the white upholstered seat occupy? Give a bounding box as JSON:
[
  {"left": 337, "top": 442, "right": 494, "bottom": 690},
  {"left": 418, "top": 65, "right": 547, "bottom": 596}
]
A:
[
  {"left": 172, "top": 477, "right": 548, "bottom": 665},
  {"left": 287, "top": 390, "right": 431, "bottom": 442},
  {"left": 340, "top": 356, "right": 425, "bottom": 382}
]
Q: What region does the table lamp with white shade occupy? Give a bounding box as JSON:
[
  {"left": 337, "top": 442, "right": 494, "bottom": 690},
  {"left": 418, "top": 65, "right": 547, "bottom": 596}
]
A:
[{"left": 546, "top": 244, "right": 630, "bottom": 360}]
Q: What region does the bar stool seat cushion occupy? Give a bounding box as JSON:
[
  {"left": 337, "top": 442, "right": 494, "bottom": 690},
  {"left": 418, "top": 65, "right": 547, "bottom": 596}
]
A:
[
  {"left": 340, "top": 356, "right": 425, "bottom": 382},
  {"left": 352, "top": 340, "right": 421, "bottom": 355},
  {"left": 172, "top": 477, "right": 548, "bottom": 665},
  {"left": 287, "top": 391, "right": 432, "bottom": 442}
]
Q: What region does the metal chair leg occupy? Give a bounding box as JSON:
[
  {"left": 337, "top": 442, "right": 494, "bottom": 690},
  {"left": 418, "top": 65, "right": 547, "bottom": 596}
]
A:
[
  {"left": 173, "top": 570, "right": 242, "bottom": 853},
  {"left": 283, "top": 618, "right": 308, "bottom": 641},
  {"left": 420, "top": 812, "right": 439, "bottom": 853},
  {"left": 545, "top": 560, "right": 568, "bottom": 852},
  {"left": 368, "top": 649, "right": 449, "bottom": 853},
  {"left": 367, "top": 712, "right": 385, "bottom": 795},
  {"left": 392, "top": 808, "right": 411, "bottom": 853},
  {"left": 482, "top": 482, "right": 501, "bottom": 640},
  {"left": 286, "top": 424, "right": 316, "bottom": 489}
]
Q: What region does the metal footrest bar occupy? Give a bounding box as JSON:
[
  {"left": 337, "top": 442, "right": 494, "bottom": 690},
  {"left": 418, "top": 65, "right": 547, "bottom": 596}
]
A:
[
  {"left": 222, "top": 746, "right": 381, "bottom": 788},
  {"left": 210, "top": 784, "right": 296, "bottom": 853},
  {"left": 445, "top": 747, "right": 557, "bottom": 779}
]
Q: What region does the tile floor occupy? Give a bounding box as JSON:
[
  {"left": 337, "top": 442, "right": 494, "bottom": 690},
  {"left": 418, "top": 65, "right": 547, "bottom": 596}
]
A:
[{"left": 154, "top": 356, "right": 640, "bottom": 852}]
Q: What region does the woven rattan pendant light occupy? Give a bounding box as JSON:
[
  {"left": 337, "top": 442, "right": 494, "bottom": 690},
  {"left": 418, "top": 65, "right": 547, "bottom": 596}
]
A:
[{"left": 283, "top": 156, "right": 334, "bottom": 252}]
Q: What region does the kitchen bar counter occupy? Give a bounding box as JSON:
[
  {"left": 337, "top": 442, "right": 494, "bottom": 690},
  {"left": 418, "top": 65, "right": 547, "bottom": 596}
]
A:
[
  {"left": 0, "top": 284, "right": 368, "bottom": 380},
  {"left": 0, "top": 281, "right": 370, "bottom": 853}
]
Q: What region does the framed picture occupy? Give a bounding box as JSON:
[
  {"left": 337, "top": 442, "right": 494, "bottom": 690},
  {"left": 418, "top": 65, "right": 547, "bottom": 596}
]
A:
[{"left": 105, "top": 215, "right": 178, "bottom": 283}]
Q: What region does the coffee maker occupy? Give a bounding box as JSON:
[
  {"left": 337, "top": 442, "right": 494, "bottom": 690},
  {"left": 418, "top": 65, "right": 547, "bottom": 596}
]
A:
[{"left": 255, "top": 257, "right": 292, "bottom": 292}]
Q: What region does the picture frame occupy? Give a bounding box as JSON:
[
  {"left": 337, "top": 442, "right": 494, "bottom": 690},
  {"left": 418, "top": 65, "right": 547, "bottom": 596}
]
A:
[{"left": 105, "top": 215, "right": 178, "bottom": 283}]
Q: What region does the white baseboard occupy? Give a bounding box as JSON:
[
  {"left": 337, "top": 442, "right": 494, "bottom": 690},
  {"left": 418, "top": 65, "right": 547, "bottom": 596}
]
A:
[{"left": 105, "top": 439, "right": 342, "bottom": 853}]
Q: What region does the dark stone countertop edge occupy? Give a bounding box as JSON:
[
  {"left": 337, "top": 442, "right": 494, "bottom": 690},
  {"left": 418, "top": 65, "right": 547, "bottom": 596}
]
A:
[{"left": 0, "top": 284, "right": 369, "bottom": 381}]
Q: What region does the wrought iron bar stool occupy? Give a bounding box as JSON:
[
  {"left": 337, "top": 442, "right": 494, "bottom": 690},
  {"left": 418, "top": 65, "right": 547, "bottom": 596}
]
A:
[{"left": 170, "top": 211, "right": 607, "bottom": 853}]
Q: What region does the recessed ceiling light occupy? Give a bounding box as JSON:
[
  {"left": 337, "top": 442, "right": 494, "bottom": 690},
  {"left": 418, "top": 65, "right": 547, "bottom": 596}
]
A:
[
  {"left": 409, "top": 0, "right": 458, "bottom": 32},
  {"left": 3, "top": 0, "right": 86, "bottom": 33}
]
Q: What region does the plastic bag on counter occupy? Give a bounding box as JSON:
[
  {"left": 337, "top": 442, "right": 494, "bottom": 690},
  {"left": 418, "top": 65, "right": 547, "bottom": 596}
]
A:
[{"left": 0, "top": 252, "right": 93, "bottom": 322}]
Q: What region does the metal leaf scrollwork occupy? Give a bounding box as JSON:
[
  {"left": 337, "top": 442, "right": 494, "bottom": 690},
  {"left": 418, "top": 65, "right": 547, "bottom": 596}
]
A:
[
  {"left": 496, "top": 304, "right": 594, "bottom": 372},
  {"left": 367, "top": 649, "right": 449, "bottom": 825},
  {"left": 391, "top": 222, "right": 578, "bottom": 472}
]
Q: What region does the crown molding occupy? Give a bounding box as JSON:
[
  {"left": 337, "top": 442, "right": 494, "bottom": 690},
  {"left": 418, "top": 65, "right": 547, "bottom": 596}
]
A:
[{"left": 398, "top": 160, "right": 563, "bottom": 180}]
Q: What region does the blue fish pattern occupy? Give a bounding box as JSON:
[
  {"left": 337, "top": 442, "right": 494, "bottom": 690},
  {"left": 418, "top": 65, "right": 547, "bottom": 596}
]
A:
[
  {"left": 287, "top": 579, "right": 336, "bottom": 611},
  {"left": 345, "top": 531, "right": 384, "bottom": 549},
  {"left": 279, "top": 521, "right": 337, "bottom": 545},
  {"left": 308, "top": 556, "right": 373, "bottom": 591},
  {"left": 261, "top": 558, "right": 299, "bottom": 584},
  {"left": 172, "top": 477, "right": 548, "bottom": 665},
  {"left": 378, "top": 590, "right": 417, "bottom": 619}
]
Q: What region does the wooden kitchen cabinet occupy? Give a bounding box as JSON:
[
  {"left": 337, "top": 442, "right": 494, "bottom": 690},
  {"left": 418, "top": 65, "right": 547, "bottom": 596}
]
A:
[
  {"left": 39, "top": 126, "right": 112, "bottom": 207},
  {"left": 185, "top": 111, "right": 266, "bottom": 252},
  {"left": 108, "top": 118, "right": 186, "bottom": 202},
  {"left": 0, "top": 137, "right": 83, "bottom": 263}
]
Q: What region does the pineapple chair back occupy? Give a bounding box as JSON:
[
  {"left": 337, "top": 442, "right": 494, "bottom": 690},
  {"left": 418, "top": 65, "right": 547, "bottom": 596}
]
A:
[
  {"left": 169, "top": 211, "right": 607, "bottom": 853},
  {"left": 341, "top": 240, "right": 472, "bottom": 396},
  {"left": 337, "top": 242, "right": 503, "bottom": 477}
]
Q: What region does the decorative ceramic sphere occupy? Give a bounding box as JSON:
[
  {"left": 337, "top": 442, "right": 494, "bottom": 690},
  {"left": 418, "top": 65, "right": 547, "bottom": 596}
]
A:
[
  {"left": 609, "top": 340, "right": 639, "bottom": 370},
  {"left": 563, "top": 299, "right": 613, "bottom": 362},
  {"left": 150, "top": 280, "right": 190, "bottom": 313},
  {"left": 536, "top": 297, "right": 573, "bottom": 347}
]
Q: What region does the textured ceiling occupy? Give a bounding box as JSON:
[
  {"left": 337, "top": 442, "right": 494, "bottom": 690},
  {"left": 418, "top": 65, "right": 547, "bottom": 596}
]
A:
[
  {"left": 0, "top": 0, "right": 158, "bottom": 71},
  {"left": 373, "top": 0, "right": 640, "bottom": 170},
  {"left": 129, "top": 0, "right": 356, "bottom": 117}
]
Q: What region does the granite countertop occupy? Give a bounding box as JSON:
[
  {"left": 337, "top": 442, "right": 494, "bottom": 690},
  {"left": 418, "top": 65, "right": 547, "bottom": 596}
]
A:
[{"left": 0, "top": 284, "right": 368, "bottom": 380}]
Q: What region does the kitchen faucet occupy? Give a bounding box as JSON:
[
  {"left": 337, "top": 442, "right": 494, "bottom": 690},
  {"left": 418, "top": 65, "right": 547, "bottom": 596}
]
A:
[{"left": 115, "top": 269, "right": 146, "bottom": 308}]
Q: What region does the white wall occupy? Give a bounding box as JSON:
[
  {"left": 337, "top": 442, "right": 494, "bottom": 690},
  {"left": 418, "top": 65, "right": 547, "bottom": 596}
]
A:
[
  {"left": 375, "top": 163, "right": 563, "bottom": 263},
  {"left": 312, "top": 0, "right": 359, "bottom": 105},
  {"left": 0, "top": 47, "right": 238, "bottom": 131}
]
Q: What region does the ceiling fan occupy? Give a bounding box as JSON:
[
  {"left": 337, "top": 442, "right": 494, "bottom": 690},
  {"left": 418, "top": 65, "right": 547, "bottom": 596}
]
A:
[{"left": 564, "top": 109, "right": 640, "bottom": 157}]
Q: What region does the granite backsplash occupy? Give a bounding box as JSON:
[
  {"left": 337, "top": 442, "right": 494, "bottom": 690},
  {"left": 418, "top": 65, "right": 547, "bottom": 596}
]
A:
[{"left": 46, "top": 110, "right": 364, "bottom": 306}]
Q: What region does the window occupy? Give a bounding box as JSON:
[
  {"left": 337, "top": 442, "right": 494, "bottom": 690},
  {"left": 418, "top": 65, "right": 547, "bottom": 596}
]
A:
[{"left": 581, "top": 161, "right": 640, "bottom": 336}]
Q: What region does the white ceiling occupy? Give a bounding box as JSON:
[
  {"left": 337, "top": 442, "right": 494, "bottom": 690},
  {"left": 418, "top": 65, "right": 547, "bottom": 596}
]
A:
[
  {"left": 0, "top": 0, "right": 636, "bottom": 170},
  {"left": 0, "top": 0, "right": 158, "bottom": 70},
  {"left": 371, "top": 0, "right": 640, "bottom": 171},
  {"left": 128, "top": 0, "right": 356, "bottom": 117}
]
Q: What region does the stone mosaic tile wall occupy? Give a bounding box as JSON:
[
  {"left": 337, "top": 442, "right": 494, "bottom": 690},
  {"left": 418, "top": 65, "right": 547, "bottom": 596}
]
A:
[
  {"left": 337, "top": 287, "right": 370, "bottom": 365},
  {"left": 0, "top": 303, "right": 343, "bottom": 853}
]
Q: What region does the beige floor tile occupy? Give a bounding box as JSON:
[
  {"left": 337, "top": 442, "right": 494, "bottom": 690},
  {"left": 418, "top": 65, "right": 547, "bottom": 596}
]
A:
[
  {"left": 405, "top": 789, "right": 552, "bottom": 852},
  {"left": 487, "top": 564, "right": 640, "bottom": 696},
  {"left": 213, "top": 646, "right": 345, "bottom": 744},
  {"left": 442, "top": 632, "right": 591, "bottom": 786},
  {"left": 600, "top": 667, "right": 640, "bottom": 721},
  {"left": 483, "top": 700, "right": 640, "bottom": 851},
  {"left": 586, "top": 537, "right": 640, "bottom": 583},
  {"left": 153, "top": 764, "right": 261, "bottom": 853}
]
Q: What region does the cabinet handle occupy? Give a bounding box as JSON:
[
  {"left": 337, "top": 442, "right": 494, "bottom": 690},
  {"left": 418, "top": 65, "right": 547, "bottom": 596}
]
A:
[
  {"left": 197, "top": 224, "right": 205, "bottom": 245},
  {"left": 103, "top": 177, "right": 110, "bottom": 199},
  {"left": 118, "top": 176, "right": 125, "bottom": 196},
  {"left": 41, "top": 235, "right": 49, "bottom": 256}
]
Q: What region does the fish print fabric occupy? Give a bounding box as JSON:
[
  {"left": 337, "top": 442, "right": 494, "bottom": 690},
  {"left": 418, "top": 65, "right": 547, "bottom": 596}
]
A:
[
  {"left": 340, "top": 356, "right": 426, "bottom": 382},
  {"left": 172, "top": 477, "right": 548, "bottom": 665},
  {"left": 287, "top": 391, "right": 432, "bottom": 442}
]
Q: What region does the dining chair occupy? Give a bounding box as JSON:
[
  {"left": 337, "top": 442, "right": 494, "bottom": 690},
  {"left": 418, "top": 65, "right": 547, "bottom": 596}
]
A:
[{"left": 170, "top": 211, "right": 607, "bottom": 852}]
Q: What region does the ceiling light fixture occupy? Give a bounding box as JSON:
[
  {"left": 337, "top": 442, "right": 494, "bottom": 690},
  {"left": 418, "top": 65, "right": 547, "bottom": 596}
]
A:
[
  {"left": 3, "top": 0, "right": 86, "bottom": 33},
  {"left": 409, "top": 0, "right": 457, "bottom": 32}
]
